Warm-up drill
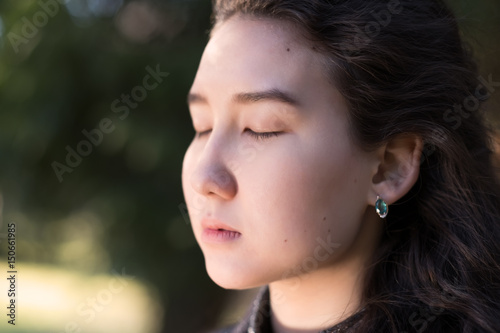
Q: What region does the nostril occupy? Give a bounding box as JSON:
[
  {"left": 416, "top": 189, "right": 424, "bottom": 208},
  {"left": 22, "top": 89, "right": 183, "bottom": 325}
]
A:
[{"left": 191, "top": 165, "right": 238, "bottom": 199}]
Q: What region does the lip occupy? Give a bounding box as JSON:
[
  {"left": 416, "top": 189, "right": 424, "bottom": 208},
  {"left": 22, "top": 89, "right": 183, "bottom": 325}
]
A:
[{"left": 201, "top": 218, "right": 242, "bottom": 243}]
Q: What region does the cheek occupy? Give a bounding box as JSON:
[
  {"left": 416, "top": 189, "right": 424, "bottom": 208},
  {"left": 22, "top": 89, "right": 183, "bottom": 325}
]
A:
[
  {"left": 237, "top": 145, "right": 320, "bottom": 245},
  {"left": 243, "top": 137, "right": 365, "bottom": 257}
]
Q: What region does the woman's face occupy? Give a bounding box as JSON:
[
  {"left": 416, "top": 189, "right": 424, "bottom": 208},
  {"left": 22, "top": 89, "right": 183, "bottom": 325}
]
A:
[{"left": 182, "top": 16, "right": 379, "bottom": 289}]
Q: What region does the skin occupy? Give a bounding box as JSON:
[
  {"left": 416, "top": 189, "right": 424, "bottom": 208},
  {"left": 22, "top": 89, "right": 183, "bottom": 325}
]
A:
[{"left": 182, "top": 15, "right": 422, "bottom": 333}]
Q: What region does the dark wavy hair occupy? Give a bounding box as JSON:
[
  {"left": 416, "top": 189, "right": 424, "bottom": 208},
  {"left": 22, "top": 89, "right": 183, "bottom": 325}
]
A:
[{"left": 211, "top": 0, "right": 500, "bottom": 332}]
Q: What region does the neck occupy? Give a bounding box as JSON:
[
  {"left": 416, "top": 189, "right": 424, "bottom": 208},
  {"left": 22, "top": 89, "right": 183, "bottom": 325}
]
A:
[{"left": 268, "top": 210, "right": 382, "bottom": 333}]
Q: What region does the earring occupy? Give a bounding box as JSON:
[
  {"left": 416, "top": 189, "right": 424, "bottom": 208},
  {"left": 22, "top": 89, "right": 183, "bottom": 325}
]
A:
[{"left": 375, "top": 195, "right": 388, "bottom": 218}]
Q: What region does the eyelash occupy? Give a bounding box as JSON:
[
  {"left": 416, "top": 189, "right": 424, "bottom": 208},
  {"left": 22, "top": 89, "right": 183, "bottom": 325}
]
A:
[
  {"left": 247, "top": 130, "right": 281, "bottom": 141},
  {"left": 195, "top": 129, "right": 281, "bottom": 141}
]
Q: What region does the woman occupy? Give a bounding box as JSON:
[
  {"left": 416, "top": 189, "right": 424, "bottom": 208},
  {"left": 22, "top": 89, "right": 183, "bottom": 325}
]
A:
[{"left": 181, "top": 0, "right": 500, "bottom": 332}]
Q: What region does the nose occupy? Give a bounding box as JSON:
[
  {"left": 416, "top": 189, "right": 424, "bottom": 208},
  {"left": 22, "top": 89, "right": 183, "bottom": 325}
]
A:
[{"left": 189, "top": 144, "right": 238, "bottom": 200}]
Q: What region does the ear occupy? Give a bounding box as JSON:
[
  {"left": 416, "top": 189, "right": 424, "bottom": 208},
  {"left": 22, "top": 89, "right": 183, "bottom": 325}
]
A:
[{"left": 370, "top": 134, "right": 423, "bottom": 206}]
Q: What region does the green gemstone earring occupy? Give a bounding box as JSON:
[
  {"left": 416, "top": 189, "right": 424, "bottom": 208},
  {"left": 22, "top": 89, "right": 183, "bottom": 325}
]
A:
[{"left": 375, "top": 195, "right": 388, "bottom": 218}]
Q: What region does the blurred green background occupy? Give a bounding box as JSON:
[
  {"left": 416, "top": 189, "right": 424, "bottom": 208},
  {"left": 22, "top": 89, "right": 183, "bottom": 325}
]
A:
[{"left": 0, "top": 1, "right": 498, "bottom": 332}]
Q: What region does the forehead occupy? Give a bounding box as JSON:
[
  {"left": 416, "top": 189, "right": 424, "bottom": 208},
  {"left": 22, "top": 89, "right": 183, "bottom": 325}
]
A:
[
  {"left": 191, "top": 16, "right": 329, "bottom": 97},
  {"left": 209, "top": 15, "right": 308, "bottom": 56}
]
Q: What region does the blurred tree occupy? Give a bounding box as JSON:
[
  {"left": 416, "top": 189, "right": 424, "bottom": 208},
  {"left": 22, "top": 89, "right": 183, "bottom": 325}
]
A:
[{"left": 0, "top": 0, "right": 232, "bottom": 332}]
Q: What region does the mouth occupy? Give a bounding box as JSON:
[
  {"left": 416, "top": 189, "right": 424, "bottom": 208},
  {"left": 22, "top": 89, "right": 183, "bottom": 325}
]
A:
[
  {"left": 203, "top": 228, "right": 242, "bottom": 241},
  {"left": 201, "top": 218, "right": 242, "bottom": 243}
]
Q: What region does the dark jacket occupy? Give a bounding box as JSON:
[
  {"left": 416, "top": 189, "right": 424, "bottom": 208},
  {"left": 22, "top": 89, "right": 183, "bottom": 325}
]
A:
[{"left": 210, "top": 286, "right": 363, "bottom": 333}]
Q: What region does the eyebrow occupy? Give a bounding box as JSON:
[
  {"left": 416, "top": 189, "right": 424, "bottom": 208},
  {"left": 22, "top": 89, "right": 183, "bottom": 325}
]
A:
[{"left": 187, "top": 88, "right": 300, "bottom": 107}]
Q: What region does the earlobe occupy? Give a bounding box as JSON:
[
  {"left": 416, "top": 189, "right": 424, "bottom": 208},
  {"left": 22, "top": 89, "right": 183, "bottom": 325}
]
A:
[{"left": 370, "top": 134, "right": 423, "bottom": 206}]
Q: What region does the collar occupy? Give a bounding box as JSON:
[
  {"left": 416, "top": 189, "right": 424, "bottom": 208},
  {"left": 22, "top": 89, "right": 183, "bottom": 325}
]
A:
[{"left": 235, "top": 286, "right": 364, "bottom": 333}]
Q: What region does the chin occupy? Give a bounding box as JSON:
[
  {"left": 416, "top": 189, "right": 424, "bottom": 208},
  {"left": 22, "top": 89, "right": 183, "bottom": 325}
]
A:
[{"left": 205, "top": 261, "right": 266, "bottom": 290}]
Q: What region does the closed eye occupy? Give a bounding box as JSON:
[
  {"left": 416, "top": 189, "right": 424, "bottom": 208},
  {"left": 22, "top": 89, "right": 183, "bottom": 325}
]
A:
[
  {"left": 244, "top": 129, "right": 282, "bottom": 141},
  {"left": 194, "top": 129, "right": 282, "bottom": 141}
]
